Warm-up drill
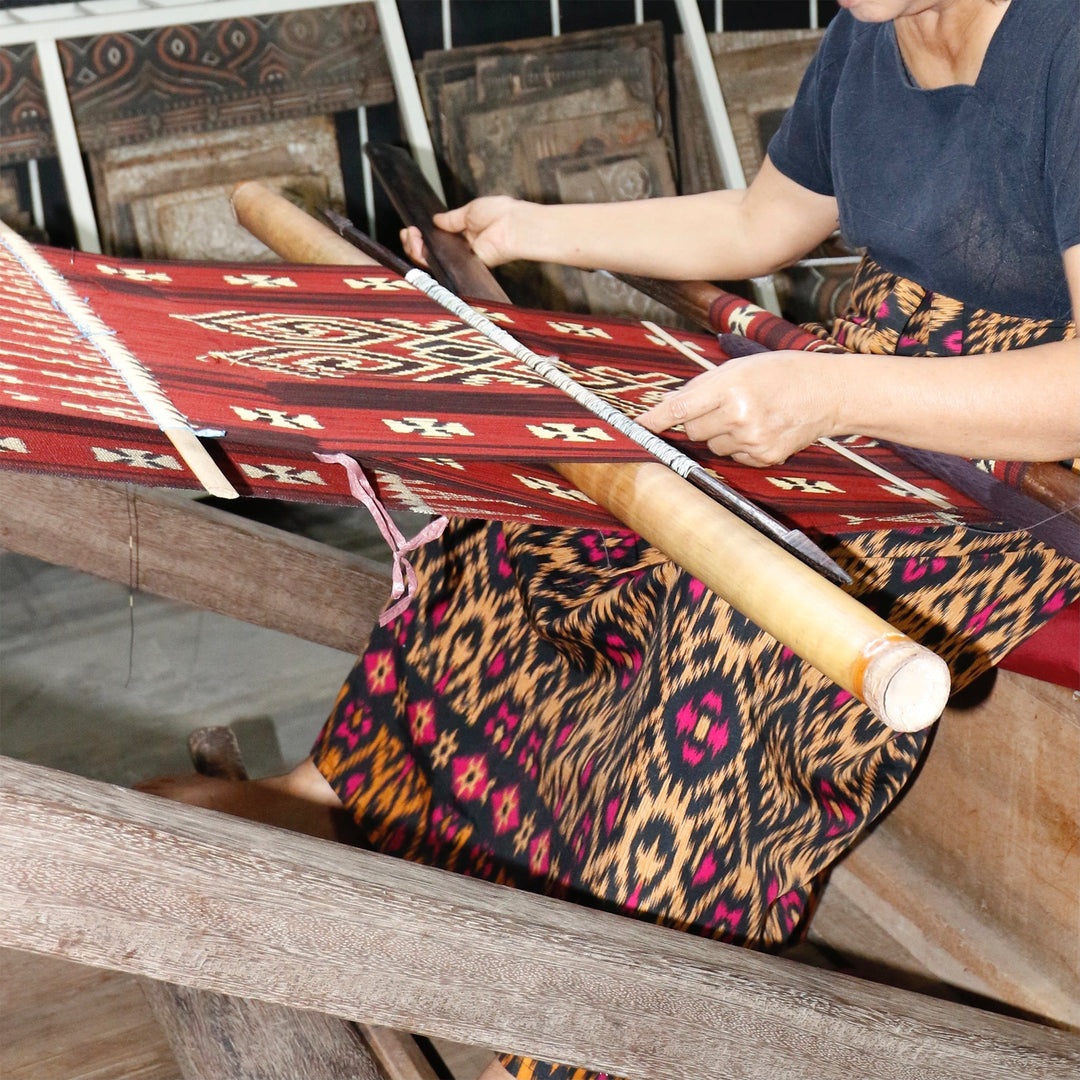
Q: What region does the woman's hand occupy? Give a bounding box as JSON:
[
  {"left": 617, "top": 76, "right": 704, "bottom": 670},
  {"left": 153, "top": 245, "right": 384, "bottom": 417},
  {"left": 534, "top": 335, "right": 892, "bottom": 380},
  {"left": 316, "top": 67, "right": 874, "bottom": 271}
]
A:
[
  {"left": 637, "top": 351, "right": 842, "bottom": 467},
  {"left": 400, "top": 195, "right": 528, "bottom": 269}
]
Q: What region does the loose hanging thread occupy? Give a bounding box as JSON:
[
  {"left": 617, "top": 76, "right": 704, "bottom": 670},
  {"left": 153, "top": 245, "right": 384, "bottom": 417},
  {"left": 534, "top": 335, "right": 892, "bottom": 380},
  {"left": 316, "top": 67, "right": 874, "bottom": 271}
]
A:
[{"left": 316, "top": 453, "right": 448, "bottom": 625}]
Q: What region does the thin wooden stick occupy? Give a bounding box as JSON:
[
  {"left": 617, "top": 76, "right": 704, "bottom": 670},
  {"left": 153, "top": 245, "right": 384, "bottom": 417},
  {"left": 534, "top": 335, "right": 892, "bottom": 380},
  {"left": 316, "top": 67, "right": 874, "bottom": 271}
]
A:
[
  {"left": 229, "top": 180, "right": 952, "bottom": 732},
  {"left": 0, "top": 220, "right": 237, "bottom": 499}
]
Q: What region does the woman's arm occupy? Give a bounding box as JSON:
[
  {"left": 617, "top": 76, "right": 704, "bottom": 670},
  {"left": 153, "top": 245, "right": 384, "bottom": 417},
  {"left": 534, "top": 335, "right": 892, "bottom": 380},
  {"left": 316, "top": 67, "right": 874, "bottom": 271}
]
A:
[
  {"left": 403, "top": 158, "right": 840, "bottom": 283},
  {"left": 638, "top": 246, "right": 1080, "bottom": 465}
]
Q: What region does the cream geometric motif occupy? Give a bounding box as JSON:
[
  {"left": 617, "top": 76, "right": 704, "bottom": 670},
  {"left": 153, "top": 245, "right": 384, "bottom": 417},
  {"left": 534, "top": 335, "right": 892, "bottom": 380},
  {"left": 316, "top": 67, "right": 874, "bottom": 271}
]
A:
[
  {"left": 472, "top": 306, "right": 515, "bottom": 325},
  {"left": 547, "top": 320, "right": 612, "bottom": 340},
  {"left": 644, "top": 331, "right": 707, "bottom": 359},
  {"left": 91, "top": 446, "right": 182, "bottom": 470},
  {"left": 239, "top": 463, "right": 326, "bottom": 485},
  {"left": 513, "top": 474, "right": 596, "bottom": 503},
  {"left": 222, "top": 274, "right": 298, "bottom": 288},
  {"left": 0, "top": 436, "right": 29, "bottom": 453},
  {"left": 727, "top": 307, "right": 756, "bottom": 337},
  {"left": 344, "top": 277, "right": 416, "bottom": 291},
  {"left": 172, "top": 310, "right": 543, "bottom": 387},
  {"left": 383, "top": 417, "right": 474, "bottom": 439},
  {"left": 419, "top": 457, "right": 467, "bottom": 470},
  {"left": 374, "top": 471, "right": 439, "bottom": 514},
  {"left": 97, "top": 264, "right": 172, "bottom": 283},
  {"left": 766, "top": 476, "right": 844, "bottom": 494},
  {"left": 525, "top": 423, "right": 614, "bottom": 443},
  {"left": 231, "top": 406, "right": 323, "bottom": 430},
  {"left": 61, "top": 401, "right": 150, "bottom": 422},
  {"left": 879, "top": 482, "right": 937, "bottom": 501}
]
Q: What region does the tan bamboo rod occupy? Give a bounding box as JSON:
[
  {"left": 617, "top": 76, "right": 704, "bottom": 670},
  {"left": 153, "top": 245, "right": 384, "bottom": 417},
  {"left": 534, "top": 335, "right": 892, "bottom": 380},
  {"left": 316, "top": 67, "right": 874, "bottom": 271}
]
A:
[{"left": 229, "top": 180, "right": 950, "bottom": 732}]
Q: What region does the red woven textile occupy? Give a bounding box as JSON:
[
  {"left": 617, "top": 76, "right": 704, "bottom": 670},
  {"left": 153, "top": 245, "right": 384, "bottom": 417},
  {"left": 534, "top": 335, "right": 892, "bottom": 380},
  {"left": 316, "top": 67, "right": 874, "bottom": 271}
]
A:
[
  {"left": 996, "top": 600, "right": 1080, "bottom": 689},
  {"left": 1, "top": 237, "right": 997, "bottom": 535}
]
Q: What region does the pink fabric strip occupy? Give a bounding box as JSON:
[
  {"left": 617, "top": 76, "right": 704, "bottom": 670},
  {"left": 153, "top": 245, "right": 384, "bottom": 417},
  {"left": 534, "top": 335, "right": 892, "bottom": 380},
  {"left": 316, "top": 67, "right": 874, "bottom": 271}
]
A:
[{"left": 315, "top": 452, "right": 448, "bottom": 625}]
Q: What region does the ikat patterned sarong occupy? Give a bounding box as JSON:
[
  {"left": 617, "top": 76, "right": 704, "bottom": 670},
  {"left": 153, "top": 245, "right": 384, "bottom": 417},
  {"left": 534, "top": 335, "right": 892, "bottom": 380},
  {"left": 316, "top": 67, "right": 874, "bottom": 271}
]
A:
[{"left": 313, "top": 259, "right": 1079, "bottom": 1080}]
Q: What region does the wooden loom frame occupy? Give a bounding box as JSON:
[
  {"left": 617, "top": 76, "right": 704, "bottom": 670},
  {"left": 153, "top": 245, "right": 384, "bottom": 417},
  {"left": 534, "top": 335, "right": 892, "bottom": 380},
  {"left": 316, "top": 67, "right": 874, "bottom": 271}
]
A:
[{"left": 1, "top": 191, "right": 1077, "bottom": 1071}]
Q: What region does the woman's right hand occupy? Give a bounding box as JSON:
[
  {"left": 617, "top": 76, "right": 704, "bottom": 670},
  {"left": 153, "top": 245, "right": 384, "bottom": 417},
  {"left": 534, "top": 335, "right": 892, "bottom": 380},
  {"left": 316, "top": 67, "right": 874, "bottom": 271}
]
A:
[{"left": 400, "top": 195, "right": 528, "bottom": 268}]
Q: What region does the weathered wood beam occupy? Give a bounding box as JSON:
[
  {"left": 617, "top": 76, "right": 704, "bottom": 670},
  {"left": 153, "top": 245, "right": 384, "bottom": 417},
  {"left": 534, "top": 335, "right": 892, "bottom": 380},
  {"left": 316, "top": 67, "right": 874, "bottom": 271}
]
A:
[
  {"left": 0, "top": 471, "right": 391, "bottom": 653},
  {"left": 140, "top": 981, "right": 387, "bottom": 1080},
  {"left": 2, "top": 757, "right": 1075, "bottom": 1080},
  {"left": 138, "top": 727, "right": 437, "bottom": 1080}
]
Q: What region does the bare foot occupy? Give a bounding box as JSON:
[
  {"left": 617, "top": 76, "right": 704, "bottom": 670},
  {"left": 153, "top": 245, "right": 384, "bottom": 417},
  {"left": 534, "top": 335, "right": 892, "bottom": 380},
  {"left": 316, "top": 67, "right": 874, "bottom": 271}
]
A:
[{"left": 136, "top": 757, "right": 355, "bottom": 843}]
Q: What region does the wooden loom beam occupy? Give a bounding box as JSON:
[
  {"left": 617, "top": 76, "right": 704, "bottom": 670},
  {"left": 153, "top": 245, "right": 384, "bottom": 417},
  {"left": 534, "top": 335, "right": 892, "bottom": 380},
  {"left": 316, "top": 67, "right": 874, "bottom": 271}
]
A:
[
  {"left": 2, "top": 754, "right": 1076, "bottom": 1080},
  {"left": 0, "top": 470, "right": 391, "bottom": 654}
]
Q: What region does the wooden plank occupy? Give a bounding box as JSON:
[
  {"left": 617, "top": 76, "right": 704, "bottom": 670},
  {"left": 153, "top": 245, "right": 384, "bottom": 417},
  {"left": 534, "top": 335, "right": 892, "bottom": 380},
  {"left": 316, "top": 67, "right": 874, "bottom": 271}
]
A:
[
  {"left": 361, "top": 1027, "right": 441, "bottom": 1080},
  {"left": 140, "top": 980, "right": 385, "bottom": 1080},
  {"left": 812, "top": 669, "right": 1079, "bottom": 1028},
  {"left": 138, "top": 726, "right": 437, "bottom": 1080},
  {"left": 2, "top": 757, "right": 1076, "bottom": 1080},
  {"left": 0, "top": 471, "right": 391, "bottom": 654}
]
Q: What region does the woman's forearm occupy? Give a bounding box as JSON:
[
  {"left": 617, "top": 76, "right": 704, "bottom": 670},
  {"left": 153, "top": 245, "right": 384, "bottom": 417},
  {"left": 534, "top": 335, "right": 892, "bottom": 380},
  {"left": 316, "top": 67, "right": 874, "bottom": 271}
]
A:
[
  {"left": 437, "top": 158, "right": 841, "bottom": 282},
  {"left": 511, "top": 192, "right": 769, "bottom": 280},
  {"left": 831, "top": 339, "right": 1080, "bottom": 461},
  {"left": 640, "top": 338, "right": 1079, "bottom": 466}
]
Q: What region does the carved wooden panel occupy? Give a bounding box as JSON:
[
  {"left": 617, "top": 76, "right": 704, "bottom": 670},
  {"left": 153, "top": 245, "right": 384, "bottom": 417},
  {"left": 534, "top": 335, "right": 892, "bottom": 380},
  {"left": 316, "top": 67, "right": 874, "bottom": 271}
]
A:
[
  {"left": 0, "top": 4, "right": 393, "bottom": 165},
  {"left": 675, "top": 29, "right": 823, "bottom": 195},
  {"left": 414, "top": 23, "right": 680, "bottom": 322},
  {"left": 88, "top": 116, "right": 345, "bottom": 260}
]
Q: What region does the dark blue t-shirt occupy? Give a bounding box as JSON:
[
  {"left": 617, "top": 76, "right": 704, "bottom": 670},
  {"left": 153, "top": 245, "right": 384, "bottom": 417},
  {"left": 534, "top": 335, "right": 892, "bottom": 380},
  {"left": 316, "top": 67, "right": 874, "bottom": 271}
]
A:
[{"left": 768, "top": 0, "right": 1078, "bottom": 321}]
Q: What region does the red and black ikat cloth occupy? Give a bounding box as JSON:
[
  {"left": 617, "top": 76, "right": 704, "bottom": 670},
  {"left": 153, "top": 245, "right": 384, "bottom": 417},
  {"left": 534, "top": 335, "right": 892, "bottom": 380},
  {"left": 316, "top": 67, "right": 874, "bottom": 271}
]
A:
[{"left": 0, "top": 238, "right": 994, "bottom": 535}]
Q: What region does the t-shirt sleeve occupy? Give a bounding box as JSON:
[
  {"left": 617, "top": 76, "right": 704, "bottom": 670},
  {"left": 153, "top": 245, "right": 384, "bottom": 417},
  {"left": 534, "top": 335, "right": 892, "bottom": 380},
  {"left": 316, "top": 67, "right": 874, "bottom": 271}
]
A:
[
  {"left": 766, "top": 21, "right": 847, "bottom": 196},
  {"left": 1046, "top": 22, "right": 1079, "bottom": 253}
]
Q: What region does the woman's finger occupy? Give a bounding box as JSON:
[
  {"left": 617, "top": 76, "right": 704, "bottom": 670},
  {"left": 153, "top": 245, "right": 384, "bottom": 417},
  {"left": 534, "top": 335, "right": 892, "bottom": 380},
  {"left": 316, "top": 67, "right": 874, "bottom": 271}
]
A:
[
  {"left": 399, "top": 226, "right": 429, "bottom": 267},
  {"left": 432, "top": 206, "right": 469, "bottom": 234}
]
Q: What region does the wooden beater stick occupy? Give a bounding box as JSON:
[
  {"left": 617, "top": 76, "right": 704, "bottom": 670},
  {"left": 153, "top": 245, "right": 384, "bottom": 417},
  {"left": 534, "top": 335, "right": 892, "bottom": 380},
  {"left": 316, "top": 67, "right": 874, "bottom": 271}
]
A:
[
  {"left": 0, "top": 219, "right": 238, "bottom": 500},
  {"left": 228, "top": 180, "right": 951, "bottom": 733}
]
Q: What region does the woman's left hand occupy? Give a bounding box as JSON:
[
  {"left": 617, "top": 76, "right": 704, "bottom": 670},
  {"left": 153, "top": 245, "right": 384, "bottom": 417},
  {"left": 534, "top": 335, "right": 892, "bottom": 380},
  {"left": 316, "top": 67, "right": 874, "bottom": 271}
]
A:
[{"left": 636, "top": 350, "right": 841, "bottom": 466}]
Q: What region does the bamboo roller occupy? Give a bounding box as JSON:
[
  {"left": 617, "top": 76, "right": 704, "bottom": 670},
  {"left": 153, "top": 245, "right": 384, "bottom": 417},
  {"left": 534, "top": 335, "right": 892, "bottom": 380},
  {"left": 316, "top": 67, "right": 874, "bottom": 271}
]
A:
[{"left": 229, "top": 181, "right": 951, "bottom": 732}]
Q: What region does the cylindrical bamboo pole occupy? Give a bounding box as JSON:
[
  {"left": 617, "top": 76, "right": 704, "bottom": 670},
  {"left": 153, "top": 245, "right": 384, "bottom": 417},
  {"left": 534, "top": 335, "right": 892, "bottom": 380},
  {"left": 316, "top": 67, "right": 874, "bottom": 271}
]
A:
[{"left": 229, "top": 181, "right": 951, "bottom": 732}]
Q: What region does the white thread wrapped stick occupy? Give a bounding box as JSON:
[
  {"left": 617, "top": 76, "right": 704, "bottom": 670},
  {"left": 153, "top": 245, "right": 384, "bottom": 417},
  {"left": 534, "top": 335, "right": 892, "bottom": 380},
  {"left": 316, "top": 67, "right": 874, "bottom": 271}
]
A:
[{"left": 0, "top": 220, "right": 237, "bottom": 499}]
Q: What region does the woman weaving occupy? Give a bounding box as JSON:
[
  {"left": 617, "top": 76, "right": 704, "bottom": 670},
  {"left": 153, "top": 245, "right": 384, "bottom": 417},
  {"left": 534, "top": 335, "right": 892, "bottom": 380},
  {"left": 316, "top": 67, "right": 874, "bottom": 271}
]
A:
[{"left": 142, "top": 0, "right": 1079, "bottom": 1076}]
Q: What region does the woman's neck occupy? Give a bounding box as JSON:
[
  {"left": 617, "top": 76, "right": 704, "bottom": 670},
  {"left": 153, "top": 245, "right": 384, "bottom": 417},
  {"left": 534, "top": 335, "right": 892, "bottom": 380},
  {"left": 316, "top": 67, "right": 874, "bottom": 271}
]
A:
[{"left": 894, "top": 0, "right": 1011, "bottom": 88}]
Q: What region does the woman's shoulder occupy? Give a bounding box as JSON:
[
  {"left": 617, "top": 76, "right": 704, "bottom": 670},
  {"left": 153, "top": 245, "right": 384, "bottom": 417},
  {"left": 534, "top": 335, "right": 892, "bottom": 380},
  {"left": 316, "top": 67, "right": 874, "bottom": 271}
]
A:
[
  {"left": 1012, "top": 0, "right": 1079, "bottom": 31},
  {"left": 986, "top": 0, "right": 1077, "bottom": 109}
]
